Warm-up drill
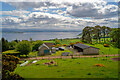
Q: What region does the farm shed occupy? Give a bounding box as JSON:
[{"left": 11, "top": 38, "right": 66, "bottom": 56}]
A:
[
  {"left": 38, "top": 44, "right": 50, "bottom": 56},
  {"left": 38, "top": 43, "right": 55, "bottom": 56},
  {"left": 74, "top": 43, "right": 99, "bottom": 55},
  {"left": 44, "top": 43, "right": 55, "bottom": 49}
]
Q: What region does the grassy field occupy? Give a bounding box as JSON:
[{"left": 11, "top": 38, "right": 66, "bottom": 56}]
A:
[
  {"left": 14, "top": 56, "right": 119, "bottom": 78},
  {"left": 44, "top": 38, "right": 82, "bottom": 45}
]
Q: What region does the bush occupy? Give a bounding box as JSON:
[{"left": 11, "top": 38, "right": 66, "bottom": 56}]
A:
[
  {"left": 55, "top": 39, "right": 61, "bottom": 45},
  {"left": 104, "top": 44, "right": 109, "bottom": 47},
  {"left": 9, "top": 41, "right": 17, "bottom": 50},
  {"left": 70, "top": 43, "right": 74, "bottom": 45},
  {"left": 70, "top": 43, "right": 75, "bottom": 47},
  {"left": 4, "top": 71, "right": 23, "bottom": 80},
  {"left": 52, "top": 45, "right": 55, "bottom": 47},
  {"left": 94, "top": 64, "right": 104, "bottom": 67},
  {"left": 2, "top": 50, "right": 20, "bottom": 57},
  {"left": 2, "top": 55, "right": 20, "bottom": 72},
  {"left": 1, "top": 37, "right": 9, "bottom": 52},
  {"left": 82, "top": 40, "right": 87, "bottom": 43},
  {"left": 16, "top": 41, "right": 32, "bottom": 56},
  {"left": 75, "top": 41, "right": 80, "bottom": 44},
  {"left": 32, "top": 40, "right": 43, "bottom": 51},
  {"left": 63, "top": 44, "right": 67, "bottom": 46},
  {"left": 2, "top": 55, "right": 23, "bottom": 80},
  {"left": 56, "top": 44, "right": 60, "bottom": 47}
]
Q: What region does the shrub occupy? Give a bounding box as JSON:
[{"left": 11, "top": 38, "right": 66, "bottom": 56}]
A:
[
  {"left": 95, "top": 64, "right": 104, "bottom": 67},
  {"left": 2, "top": 55, "right": 20, "bottom": 72},
  {"left": 2, "top": 55, "right": 23, "bottom": 80},
  {"left": 16, "top": 41, "right": 32, "bottom": 56},
  {"left": 2, "top": 50, "right": 20, "bottom": 57},
  {"left": 5, "top": 71, "right": 23, "bottom": 80},
  {"left": 75, "top": 41, "right": 80, "bottom": 44},
  {"left": 32, "top": 40, "right": 43, "bottom": 51},
  {"left": 70, "top": 43, "right": 74, "bottom": 46},
  {"left": 56, "top": 44, "right": 60, "bottom": 47},
  {"left": 55, "top": 39, "right": 61, "bottom": 45},
  {"left": 70, "top": 43, "right": 75, "bottom": 47},
  {"left": 104, "top": 44, "right": 109, "bottom": 47},
  {"left": 9, "top": 41, "right": 17, "bottom": 50},
  {"left": 63, "top": 44, "right": 67, "bottom": 46},
  {"left": 52, "top": 45, "right": 55, "bottom": 47},
  {"left": 82, "top": 40, "right": 87, "bottom": 43}
]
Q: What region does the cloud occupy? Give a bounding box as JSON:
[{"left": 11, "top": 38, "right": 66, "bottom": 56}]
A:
[
  {"left": 0, "top": 10, "right": 30, "bottom": 16},
  {"left": 1, "top": 0, "right": 118, "bottom": 30},
  {"left": 67, "top": 2, "right": 118, "bottom": 19}
]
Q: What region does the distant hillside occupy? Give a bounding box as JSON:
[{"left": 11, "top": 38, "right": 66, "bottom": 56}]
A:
[{"left": 2, "top": 28, "right": 82, "bottom": 32}]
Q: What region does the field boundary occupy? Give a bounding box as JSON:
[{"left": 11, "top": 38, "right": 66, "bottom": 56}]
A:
[{"left": 20, "top": 54, "right": 119, "bottom": 60}]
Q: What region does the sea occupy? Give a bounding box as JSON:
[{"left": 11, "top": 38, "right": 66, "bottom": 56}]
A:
[{"left": 2, "top": 32, "right": 81, "bottom": 41}]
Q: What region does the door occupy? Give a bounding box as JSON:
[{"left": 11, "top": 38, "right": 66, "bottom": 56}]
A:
[{"left": 44, "top": 49, "right": 49, "bottom": 54}]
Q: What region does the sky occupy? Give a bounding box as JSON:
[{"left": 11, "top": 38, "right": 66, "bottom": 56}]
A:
[{"left": 0, "top": 0, "right": 119, "bottom": 31}]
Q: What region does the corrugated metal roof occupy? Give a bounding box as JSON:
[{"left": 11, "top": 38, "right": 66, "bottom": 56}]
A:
[{"left": 74, "top": 43, "right": 99, "bottom": 49}]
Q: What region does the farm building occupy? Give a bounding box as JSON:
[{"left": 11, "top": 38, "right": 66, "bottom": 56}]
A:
[
  {"left": 44, "top": 43, "right": 55, "bottom": 49},
  {"left": 74, "top": 43, "right": 99, "bottom": 55},
  {"left": 38, "top": 43, "right": 55, "bottom": 56}
]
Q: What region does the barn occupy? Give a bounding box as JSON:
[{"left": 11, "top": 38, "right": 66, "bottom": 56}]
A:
[
  {"left": 74, "top": 43, "right": 99, "bottom": 55},
  {"left": 38, "top": 43, "right": 55, "bottom": 56}
]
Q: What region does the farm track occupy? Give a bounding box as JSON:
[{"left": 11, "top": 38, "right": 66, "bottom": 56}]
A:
[{"left": 20, "top": 54, "right": 119, "bottom": 60}]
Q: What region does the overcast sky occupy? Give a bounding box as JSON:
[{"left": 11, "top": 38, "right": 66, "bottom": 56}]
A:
[{"left": 0, "top": 0, "right": 119, "bottom": 30}]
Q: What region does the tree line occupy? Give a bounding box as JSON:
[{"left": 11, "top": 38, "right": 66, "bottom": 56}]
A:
[
  {"left": 1, "top": 37, "right": 61, "bottom": 57},
  {"left": 81, "top": 25, "right": 120, "bottom": 48}
]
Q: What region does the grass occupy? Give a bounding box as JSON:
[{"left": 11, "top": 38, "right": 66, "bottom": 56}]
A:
[
  {"left": 59, "top": 39, "right": 82, "bottom": 45},
  {"left": 43, "top": 40, "right": 55, "bottom": 43},
  {"left": 29, "top": 51, "right": 38, "bottom": 57},
  {"left": 2, "top": 50, "right": 20, "bottom": 54},
  {"left": 14, "top": 56, "right": 119, "bottom": 78}
]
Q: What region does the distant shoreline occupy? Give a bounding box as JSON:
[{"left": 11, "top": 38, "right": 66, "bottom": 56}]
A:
[
  {"left": 2, "top": 31, "right": 82, "bottom": 42},
  {"left": 2, "top": 31, "right": 81, "bottom": 33},
  {"left": 5, "top": 37, "right": 81, "bottom": 42}
]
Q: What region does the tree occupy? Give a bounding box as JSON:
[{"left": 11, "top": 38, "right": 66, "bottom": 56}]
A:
[
  {"left": 94, "top": 25, "right": 101, "bottom": 43},
  {"left": 110, "top": 28, "right": 120, "bottom": 48},
  {"left": 55, "top": 39, "right": 61, "bottom": 45},
  {"left": 9, "top": 41, "right": 17, "bottom": 50},
  {"left": 16, "top": 41, "right": 32, "bottom": 56},
  {"left": 14, "top": 39, "right": 20, "bottom": 43},
  {"left": 106, "top": 27, "right": 112, "bottom": 42},
  {"left": 32, "top": 40, "right": 43, "bottom": 51},
  {"left": 30, "top": 37, "right": 33, "bottom": 43},
  {"left": 101, "top": 26, "right": 107, "bottom": 43},
  {"left": 2, "top": 37, "right": 9, "bottom": 52},
  {"left": 81, "top": 26, "right": 92, "bottom": 43}
]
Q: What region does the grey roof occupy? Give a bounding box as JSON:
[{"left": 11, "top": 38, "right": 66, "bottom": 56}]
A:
[
  {"left": 74, "top": 43, "right": 99, "bottom": 49},
  {"left": 38, "top": 43, "right": 49, "bottom": 50}
]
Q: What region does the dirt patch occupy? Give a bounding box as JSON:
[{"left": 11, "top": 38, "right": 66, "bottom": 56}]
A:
[{"left": 111, "top": 57, "right": 120, "bottom": 61}]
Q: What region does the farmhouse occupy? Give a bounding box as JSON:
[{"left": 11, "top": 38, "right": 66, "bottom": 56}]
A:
[
  {"left": 38, "top": 43, "right": 55, "bottom": 56},
  {"left": 74, "top": 43, "right": 99, "bottom": 55}
]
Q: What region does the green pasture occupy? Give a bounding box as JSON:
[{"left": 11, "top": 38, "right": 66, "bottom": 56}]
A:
[{"left": 14, "top": 56, "right": 119, "bottom": 78}]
